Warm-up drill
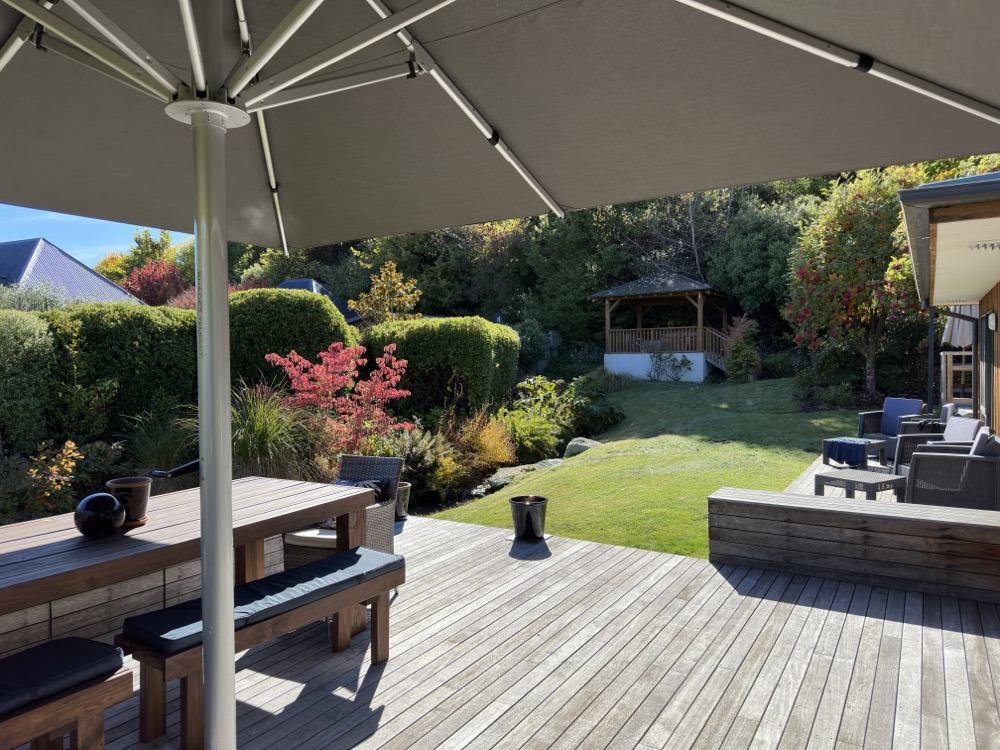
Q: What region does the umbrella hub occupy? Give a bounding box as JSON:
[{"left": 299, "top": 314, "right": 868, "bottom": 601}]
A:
[{"left": 165, "top": 94, "right": 250, "bottom": 129}]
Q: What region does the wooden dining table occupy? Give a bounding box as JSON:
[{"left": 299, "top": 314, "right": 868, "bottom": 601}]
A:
[{"left": 0, "top": 476, "right": 373, "bottom": 620}]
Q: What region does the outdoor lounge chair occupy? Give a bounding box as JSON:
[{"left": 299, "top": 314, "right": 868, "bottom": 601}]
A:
[
  {"left": 903, "top": 428, "right": 1000, "bottom": 510},
  {"left": 890, "top": 415, "right": 984, "bottom": 474},
  {"left": 858, "top": 397, "right": 925, "bottom": 457},
  {"left": 284, "top": 455, "right": 403, "bottom": 568}
]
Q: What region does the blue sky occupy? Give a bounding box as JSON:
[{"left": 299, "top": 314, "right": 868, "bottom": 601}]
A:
[{"left": 0, "top": 203, "right": 192, "bottom": 269}]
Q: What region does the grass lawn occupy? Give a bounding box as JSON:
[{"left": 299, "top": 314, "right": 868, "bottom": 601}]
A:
[{"left": 432, "top": 378, "right": 855, "bottom": 558}]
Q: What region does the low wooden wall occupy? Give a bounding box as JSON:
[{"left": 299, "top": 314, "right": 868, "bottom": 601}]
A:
[
  {"left": 0, "top": 536, "right": 284, "bottom": 658},
  {"left": 709, "top": 487, "right": 1000, "bottom": 604}
]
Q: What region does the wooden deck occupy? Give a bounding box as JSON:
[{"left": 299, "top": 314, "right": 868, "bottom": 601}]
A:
[{"left": 87, "top": 512, "right": 1000, "bottom": 749}]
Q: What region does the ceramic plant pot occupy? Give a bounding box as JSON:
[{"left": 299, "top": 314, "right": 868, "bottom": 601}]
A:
[{"left": 106, "top": 476, "right": 153, "bottom": 528}]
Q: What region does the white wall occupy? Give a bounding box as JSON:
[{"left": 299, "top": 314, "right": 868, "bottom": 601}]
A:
[{"left": 604, "top": 352, "right": 708, "bottom": 382}]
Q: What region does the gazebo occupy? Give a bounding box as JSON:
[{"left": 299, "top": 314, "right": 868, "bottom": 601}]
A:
[{"left": 591, "top": 273, "right": 728, "bottom": 381}]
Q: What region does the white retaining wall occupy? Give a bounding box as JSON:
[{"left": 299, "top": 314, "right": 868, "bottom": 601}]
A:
[{"left": 603, "top": 352, "right": 708, "bottom": 382}]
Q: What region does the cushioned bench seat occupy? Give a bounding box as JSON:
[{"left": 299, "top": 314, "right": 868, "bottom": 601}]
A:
[
  {"left": 0, "top": 638, "right": 131, "bottom": 749},
  {"left": 122, "top": 547, "right": 404, "bottom": 654},
  {"left": 116, "top": 545, "right": 405, "bottom": 750}
]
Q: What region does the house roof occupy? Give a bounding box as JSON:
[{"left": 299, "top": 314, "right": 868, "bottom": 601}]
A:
[
  {"left": 900, "top": 172, "right": 1000, "bottom": 306},
  {"left": 0, "top": 237, "right": 140, "bottom": 303},
  {"left": 591, "top": 273, "right": 714, "bottom": 301},
  {"left": 277, "top": 278, "right": 362, "bottom": 325}
]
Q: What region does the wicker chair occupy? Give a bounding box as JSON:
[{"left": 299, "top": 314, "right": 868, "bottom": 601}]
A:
[
  {"left": 284, "top": 455, "right": 403, "bottom": 569},
  {"left": 890, "top": 415, "right": 984, "bottom": 475},
  {"left": 904, "top": 448, "right": 1000, "bottom": 510},
  {"left": 858, "top": 397, "right": 925, "bottom": 457}
]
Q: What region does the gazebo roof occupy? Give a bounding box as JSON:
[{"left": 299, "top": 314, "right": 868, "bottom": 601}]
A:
[{"left": 591, "top": 273, "right": 714, "bottom": 301}]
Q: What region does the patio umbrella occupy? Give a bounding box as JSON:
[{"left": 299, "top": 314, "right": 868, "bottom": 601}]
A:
[
  {"left": 942, "top": 305, "right": 979, "bottom": 349},
  {"left": 2, "top": 1, "right": 999, "bottom": 745}
]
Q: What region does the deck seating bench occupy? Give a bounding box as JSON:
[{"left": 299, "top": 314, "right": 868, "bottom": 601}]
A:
[
  {"left": 0, "top": 637, "right": 132, "bottom": 750},
  {"left": 114, "top": 546, "right": 405, "bottom": 750}
]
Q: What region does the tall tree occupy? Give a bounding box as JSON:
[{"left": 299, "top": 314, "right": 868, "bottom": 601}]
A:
[
  {"left": 784, "top": 167, "right": 924, "bottom": 399},
  {"left": 348, "top": 261, "right": 422, "bottom": 326}
]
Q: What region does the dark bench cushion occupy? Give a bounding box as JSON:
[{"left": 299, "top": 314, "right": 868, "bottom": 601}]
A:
[
  {"left": 123, "top": 600, "right": 250, "bottom": 655},
  {"left": 0, "top": 638, "right": 123, "bottom": 717},
  {"left": 122, "top": 546, "right": 405, "bottom": 653}
]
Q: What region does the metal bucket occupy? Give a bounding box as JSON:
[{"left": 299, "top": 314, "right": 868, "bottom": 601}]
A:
[{"left": 509, "top": 495, "right": 548, "bottom": 541}]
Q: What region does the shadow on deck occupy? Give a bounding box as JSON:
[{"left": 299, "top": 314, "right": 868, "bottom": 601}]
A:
[{"left": 95, "top": 510, "right": 1000, "bottom": 750}]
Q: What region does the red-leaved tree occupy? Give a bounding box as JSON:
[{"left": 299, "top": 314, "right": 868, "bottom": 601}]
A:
[
  {"left": 265, "top": 342, "right": 412, "bottom": 455},
  {"left": 121, "top": 259, "right": 189, "bottom": 306},
  {"left": 784, "top": 166, "right": 924, "bottom": 399}
]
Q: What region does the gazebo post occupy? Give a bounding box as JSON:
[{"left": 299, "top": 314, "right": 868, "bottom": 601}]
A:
[
  {"left": 696, "top": 292, "right": 705, "bottom": 351},
  {"left": 604, "top": 299, "right": 611, "bottom": 352}
]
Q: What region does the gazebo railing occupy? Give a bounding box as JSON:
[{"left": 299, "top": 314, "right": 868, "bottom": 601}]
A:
[
  {"left": 607, "top": 326, "right": 698, "bottom": 354},
  {"left": 705, "top": 327, "right": 727, "bottom": 370}
]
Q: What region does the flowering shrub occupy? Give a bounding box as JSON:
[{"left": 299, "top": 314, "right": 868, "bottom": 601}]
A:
[
  {"left": 0, "top": 440, "right": 83, "bottom": 521},
  {"left": 121, "top": 259, "right": 190, "bottom": 306},
  {"left": 165, "top": 278, "right": 270, "bottom": 310},
  {"left": 266, "top": 342, "right": 412, "bottom": 455}
]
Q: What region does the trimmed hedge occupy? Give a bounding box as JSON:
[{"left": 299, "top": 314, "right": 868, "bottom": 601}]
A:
[
  {"left": 0, "top": 311, "right": 55, "bottom": 453},
  {"left": 230, "top": 289, "right": 357, "bottom": 384},
  {"left": 363, "top": 316, "right": 520, "bottom": 414},
  {"left": 41, "top": 304, "right": 198, "bottom": 435}
]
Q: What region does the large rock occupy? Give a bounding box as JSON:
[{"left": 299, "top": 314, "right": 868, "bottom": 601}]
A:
[{"left": 564, "top": 437, "right": 601, "bottom": 458}]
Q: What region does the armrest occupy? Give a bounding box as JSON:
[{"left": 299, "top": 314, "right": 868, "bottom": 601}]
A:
[
  {"left": 150, "top": 459, "right": 200, "bottom": 479},
  {"left": 913, "top": 442, "right": 973, "bottom": 455},
  {"left": 858, "top": 410, "right": 883, "bottom": 437},
  {"left": 899, "top": 419, "right": 945, "bottom": 435},
  {"left": 894, "top": 432, "right": 945, "bottom": 467},
  {"left": 893, "top": 412, "right": 925, "bottom": 435}
]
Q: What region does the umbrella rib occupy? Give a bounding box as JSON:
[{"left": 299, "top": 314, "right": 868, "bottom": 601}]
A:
[
  {"left": 58, "top": 0, "right": 182, "bottom": 94},
  {"left": 0, "top": 9, "right": 45, "bottom": 73},
  {"left": 676, "top": 0, "right": 1000, "bottom": 127},
  {"left": 254, "top": 110, "right": 290, "bottom": 255},
  {"left": 177, "top": 0, "right": 206, "bottom": 93},
  {"left": 244, "top": 63, "right": 415, "bottom": 112},
  {"left": 241, "top": 0, "right": 458, "bottom": 108},
  {"left": 0, "top": 0, "right": 175, "bottom": 100},
  {"left": 231, "top": 1, "right": 289, "bottom": 255},
  {"left": 35, "top": 33, "right": 170, "bottom": 102},
  {"left": 225, "top": 0, "right": 329, "bottom": 97},
  {"left": 362, "top": 0, "right": 565, "bottom": 218}
]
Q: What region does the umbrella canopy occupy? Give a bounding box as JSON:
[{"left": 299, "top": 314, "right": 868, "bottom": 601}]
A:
[
  {"left": 942, "top": 305, "right": 979, "bottom": 349},
  {"left": 2, "top": 1, "right": 1000, "bottom": 248},
  {"left": 3, "top": 2, "right": 1000, "bottom": 746}
]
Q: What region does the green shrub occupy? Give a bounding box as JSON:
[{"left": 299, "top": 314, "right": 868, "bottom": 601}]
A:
[
  {"left": 177, "top": 383, "right": 319, "bottom": 481},
  {"left": 363, "top": 317, "right": 519, "bottom": 413},
  {"left": 499, "top": 410, "right": 559, "bottom": 463},
  {"left": 0, "top": 282, "right": 68, "bottom": 311},
  {"left": 384, "top": 424, "right": 452, "bottom": 502},
  {"left": 0, "top": 310, "right": 56, "bottom": 453},
  {"left": 761, "top": 350, "right": 801, "bottom": 379},
  {"left": 230, "top": 289, "right": 357, "bottom": 385},
  {"left": 725, "top": 315, "right": 763, "bottom": 384},
  {"left": 514, "top": 318, "right": 545, "bottom": 373},
  {"left": 41, "top": 303, "right": 198, "bottom": 435}
]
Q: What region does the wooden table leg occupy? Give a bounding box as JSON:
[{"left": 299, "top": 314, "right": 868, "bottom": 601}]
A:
[
  {"left": 336, "top": 509, "right": 369, "bottom": 635},
  {"left": 180, "top": 669, "right": 204, "bottom": 750},
  {"left": 235, "top": 539, "right": 266, "bottom": 584},
  {"left": 139, "top": 663, "right": 167, "bottom": 742}
]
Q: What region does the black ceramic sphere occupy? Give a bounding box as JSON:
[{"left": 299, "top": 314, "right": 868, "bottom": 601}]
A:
[{"left": 74, "top": 493, "right": 126, "bottom": 537}]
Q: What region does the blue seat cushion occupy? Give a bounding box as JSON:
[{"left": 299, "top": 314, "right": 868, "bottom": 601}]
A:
[
  {"left": 122, "top": 547, "right": 405, "bottom": 653},
  {"left": 0, "top": 638, "right": 123, "bottom": 716},
  {"left": 238, "top": 547, "right": 404, "bottom": 625},
  {"left": 880, "top": 398, "right": 924, "bottom": 437},
  {"left": 123, "top": 600, "right": 249, "bottom": 655}
]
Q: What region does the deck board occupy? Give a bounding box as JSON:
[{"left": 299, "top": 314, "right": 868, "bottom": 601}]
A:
[{"left": 29, "top": 514, "right": 994, "bottom": 750}]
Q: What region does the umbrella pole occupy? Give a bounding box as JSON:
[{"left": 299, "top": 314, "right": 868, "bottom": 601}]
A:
[
  {"left": 192, "top": 107, "right": 236, "bottom": 748},
  {"left": 165, "top": 3, "right": 250, "bottom": 746}
]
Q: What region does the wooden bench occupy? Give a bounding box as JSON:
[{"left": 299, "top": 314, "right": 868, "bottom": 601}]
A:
[
  {"left": 114, "top": 546, "right": 404, "bottom": 750},
  {"left": 0, "top": 638, "right": 132, "bottom": 750},
  {"left": 709, "top": 487, "right": 1000, "bottom": 603}
]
